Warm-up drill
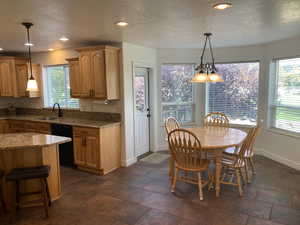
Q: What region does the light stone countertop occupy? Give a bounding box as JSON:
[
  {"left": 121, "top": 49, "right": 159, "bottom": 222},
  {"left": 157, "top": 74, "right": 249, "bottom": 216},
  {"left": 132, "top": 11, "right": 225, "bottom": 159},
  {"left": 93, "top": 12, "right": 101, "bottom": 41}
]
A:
[
  {"left": 0, "top": 133, "right": 71, "bottom": 150},
  {"left": 0, "top": 115, "right": 121, "bottom": 128}
]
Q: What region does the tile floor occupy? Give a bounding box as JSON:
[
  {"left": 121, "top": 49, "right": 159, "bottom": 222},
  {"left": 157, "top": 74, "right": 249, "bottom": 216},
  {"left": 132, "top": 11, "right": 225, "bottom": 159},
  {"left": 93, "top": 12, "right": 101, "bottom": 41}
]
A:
[{"left": 1, "top": 153, "right": 300, "bottom": 225}]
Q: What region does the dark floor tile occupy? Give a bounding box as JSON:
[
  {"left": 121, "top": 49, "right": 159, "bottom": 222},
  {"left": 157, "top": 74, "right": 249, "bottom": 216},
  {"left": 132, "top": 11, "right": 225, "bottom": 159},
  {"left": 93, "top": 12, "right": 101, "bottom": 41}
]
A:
[
  {"left": 135, "top": 209, "right": 180, "bottom": 225},
  {"left": 271, "top": 205, "right": 300, "bottom": 225},
  {"left": 256, "top": 189, "right": 292, "bottom": 207},
  {"left": 247, "top": 217, "right": 285, "bottom": 225},
  {"left": 233, "top": 199, "right": 272, "bottom": 220},
  {"left": 84, "top": 194, "right": 150, "bottom": 225}
]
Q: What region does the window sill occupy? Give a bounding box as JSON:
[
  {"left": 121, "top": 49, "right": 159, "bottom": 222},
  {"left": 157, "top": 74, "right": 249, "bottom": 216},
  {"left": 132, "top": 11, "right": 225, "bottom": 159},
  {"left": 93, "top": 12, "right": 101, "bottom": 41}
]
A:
[
  {"left": 229, "top": 123, "right": 255, "bottom": 129},
  {"left": 160, "top": 122, "right": 197, "bottom": 128},
  {"left": 266, "top": 127, "right": 300, "bottom": 139}
]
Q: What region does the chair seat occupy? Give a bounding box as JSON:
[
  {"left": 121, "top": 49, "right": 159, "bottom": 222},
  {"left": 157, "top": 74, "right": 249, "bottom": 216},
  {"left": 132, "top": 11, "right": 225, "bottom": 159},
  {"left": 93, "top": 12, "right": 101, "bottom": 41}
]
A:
[
  {"left": 224, "top": 147, "right": 254, "bottom": 158},
  {"left": 222, "top": 156, "right": 245, "bottom": 168},
  {"left": 176, "top": 159, "right": 210, "bottom": 171},
  {"left": 224, "top": 146, "right": 240, "bottom": 155},
  {"left": 6, "top": 166, "right": 50, "bottom": 181}
]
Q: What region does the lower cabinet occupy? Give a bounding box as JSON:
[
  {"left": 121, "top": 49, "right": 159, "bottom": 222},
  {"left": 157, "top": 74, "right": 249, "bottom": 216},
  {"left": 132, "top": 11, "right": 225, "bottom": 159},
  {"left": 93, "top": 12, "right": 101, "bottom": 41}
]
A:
[
  {"left": 73, "top": 123, "right": 121, "bottom": 175},
  {"left": 8, "top": 120, "right": 51, "bottom": 134},
  {"left": 0, "top": 120, "right": 9, "bottom": 133}
]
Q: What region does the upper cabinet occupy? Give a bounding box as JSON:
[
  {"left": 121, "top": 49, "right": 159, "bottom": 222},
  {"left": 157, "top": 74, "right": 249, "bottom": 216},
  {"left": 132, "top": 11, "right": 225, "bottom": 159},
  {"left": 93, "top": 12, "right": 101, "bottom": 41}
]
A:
[
  {"left": 0, "top": 57, "right": 41, "bottom": 98},
  {"left": 67, "top": 45, "right": 120, "bottom": 100}
]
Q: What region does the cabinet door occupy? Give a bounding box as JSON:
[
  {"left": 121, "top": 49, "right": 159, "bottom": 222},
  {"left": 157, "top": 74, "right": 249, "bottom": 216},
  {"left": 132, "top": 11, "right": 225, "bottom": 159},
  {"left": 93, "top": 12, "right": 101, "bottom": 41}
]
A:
[
  {"left": 105, "top": 49, "right": 120, "bottom": 100},
  {"left": 85, "top": 135, "right": 99, "bottom": 169},
  {"left": 73, "top": 135, "right": 86, "bottom": 166},
  {"left": 79, "top": 52, "right": 92, "bottom": 97},
  {"left": 91, "top": 50, "right": 106, "bottom": 98},
  {"left": 15, "top": 63, "right": 28, "bottom": 97},
  {"left": 0, "top": 120, "right": 9, "bottom": 133},
  {"left": 0, "top": 60, "right": 15, "bottom": 96},
  {"left": 68, "top": 60, "right": 81, "bottom": 98}
]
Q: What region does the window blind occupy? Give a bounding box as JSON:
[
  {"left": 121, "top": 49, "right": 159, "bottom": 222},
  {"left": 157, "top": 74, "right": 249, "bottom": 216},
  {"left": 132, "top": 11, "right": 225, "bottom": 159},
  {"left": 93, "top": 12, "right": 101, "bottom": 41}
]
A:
[
  {"left": 207, "top": 62, "right": 259, "bottom": 125},
  {"left": 44, "top": 65, "right": 79, "bottom": 109},
  {"left": 271, "top": 57, "right": 300, "bottom": 133}
]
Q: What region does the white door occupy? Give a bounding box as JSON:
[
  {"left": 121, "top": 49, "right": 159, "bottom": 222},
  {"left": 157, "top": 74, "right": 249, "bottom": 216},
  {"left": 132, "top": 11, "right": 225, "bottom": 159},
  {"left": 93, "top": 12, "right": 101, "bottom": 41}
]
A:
[{"left": 134, "top": 67, "right": 150, "bottom": 157}]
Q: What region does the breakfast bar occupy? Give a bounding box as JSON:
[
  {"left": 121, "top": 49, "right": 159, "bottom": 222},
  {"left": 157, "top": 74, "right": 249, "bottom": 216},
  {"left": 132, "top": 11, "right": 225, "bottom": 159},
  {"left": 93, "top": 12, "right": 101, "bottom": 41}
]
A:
[{"left": 0, "top": 133, "right": 71, "bottom": 209}]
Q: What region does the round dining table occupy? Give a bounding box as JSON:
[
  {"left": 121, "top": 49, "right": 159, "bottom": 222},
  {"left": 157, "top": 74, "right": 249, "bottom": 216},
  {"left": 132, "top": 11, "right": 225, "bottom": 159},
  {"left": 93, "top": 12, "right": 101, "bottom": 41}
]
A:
[{"left": 169, "top": 126, "right": 247, "bottom": 197}]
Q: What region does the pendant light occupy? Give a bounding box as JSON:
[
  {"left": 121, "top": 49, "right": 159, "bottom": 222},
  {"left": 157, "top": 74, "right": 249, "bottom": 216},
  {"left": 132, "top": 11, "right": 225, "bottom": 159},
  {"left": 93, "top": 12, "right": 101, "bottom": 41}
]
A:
[
  {"left": 191, "top": 33, "right": 224, "bottom": 83},
  {"left": 22, "top": 22, "right": 38, "bottom": 91}
]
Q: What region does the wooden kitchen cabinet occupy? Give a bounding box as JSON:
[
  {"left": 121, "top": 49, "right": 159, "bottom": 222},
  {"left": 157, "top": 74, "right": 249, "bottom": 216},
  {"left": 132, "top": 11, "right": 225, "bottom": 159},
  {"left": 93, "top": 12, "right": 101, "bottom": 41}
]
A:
[
  {"left": 8, "top": 120, "right": 51, "bottom": 134},
  {"left": 73, "top": 123, "right": 121, "bottom": 175},
  {"left": 73, "top": 135, "right": 86, "bottom": 166},
  {"left": 66, "top": 58, "right": 90, "bottom": 98},
  {"left": 70, "top": 45, "right": 120, "bottom": 100},
  {"left": 0, "top": 57, "right": 41, "bottom": 98},
  {"left": 0, "top": 120, "right": 9, "bottom": 133},
  {"left": 0, "top": 59, "right": 15, "bottom": 96}
]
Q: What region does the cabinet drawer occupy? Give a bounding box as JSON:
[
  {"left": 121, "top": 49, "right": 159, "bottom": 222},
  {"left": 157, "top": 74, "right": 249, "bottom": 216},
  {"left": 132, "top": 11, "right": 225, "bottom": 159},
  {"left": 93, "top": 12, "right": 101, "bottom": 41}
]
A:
[
  {"left": 73, "top": 126, "right": 99, "bottom": 137},
  {"left": 26, "top": 121, "right": 51, "bottom": 132},
  {"left": 9, "top": 120, "right": 26, "bottom": 129}
]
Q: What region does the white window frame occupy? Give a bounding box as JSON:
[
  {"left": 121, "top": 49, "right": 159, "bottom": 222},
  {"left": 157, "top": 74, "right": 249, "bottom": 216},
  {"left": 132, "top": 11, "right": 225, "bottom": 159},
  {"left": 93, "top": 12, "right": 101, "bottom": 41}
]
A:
[
  {"left": 43, "top": 64, "right": 79, "bottom": 109},
  {"left": 269, "top": 57, "right": 300, "bottom": 136},
  {"left": 161, "top": 63, "right": 196, "bottom": 125},
  {"left": 205, "top": 60, "right": 260, "bottom": 126}
]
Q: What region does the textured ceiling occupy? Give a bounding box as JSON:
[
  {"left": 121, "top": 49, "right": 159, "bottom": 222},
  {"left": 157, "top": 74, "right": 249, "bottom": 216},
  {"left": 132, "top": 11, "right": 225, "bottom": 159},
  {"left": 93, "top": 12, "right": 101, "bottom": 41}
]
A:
[{"left": 1, "top": 0, "right": 300, "bottom": 52}]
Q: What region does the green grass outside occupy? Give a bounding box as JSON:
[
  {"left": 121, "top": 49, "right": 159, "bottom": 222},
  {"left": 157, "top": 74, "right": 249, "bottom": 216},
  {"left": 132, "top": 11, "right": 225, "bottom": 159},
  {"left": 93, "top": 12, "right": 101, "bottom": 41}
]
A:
[{"left": 276, "top": 108, "right": 300, "bottom": 122}]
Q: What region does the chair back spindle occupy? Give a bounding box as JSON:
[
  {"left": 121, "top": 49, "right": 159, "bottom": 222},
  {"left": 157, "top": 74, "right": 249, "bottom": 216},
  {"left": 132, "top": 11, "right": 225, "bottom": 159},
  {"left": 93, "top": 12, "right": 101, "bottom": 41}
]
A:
[{"left": 204, "top": 112, "right": 229, "bottom": 127}]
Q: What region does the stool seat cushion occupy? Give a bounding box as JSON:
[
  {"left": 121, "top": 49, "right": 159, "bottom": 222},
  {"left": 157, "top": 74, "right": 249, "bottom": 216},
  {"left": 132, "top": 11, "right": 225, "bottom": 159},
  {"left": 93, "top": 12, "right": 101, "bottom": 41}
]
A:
[{"left": 6, "top": 166, "right": 50, "bottom": 181}]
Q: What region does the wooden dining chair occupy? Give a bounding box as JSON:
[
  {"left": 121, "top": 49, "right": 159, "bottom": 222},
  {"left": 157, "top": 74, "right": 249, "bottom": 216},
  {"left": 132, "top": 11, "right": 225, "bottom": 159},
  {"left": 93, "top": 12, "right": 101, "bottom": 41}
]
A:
[
  {"left": 223, "top": 122, "right": 261, "bottom": 183},
  {"left": 165, "top": 117, "right": 180, "bottom": 134},
  {"left": 165, "top": 117, "right": 180, "bottom": 177},
  {"left": 220, "top": 127, "right": 255, "bottom": 196},
  {"left": 204, "top": 112, "right": 229, "bottom": 127},
  {"left": 168, "top": 129, "right": 210, "bottom": 200}
]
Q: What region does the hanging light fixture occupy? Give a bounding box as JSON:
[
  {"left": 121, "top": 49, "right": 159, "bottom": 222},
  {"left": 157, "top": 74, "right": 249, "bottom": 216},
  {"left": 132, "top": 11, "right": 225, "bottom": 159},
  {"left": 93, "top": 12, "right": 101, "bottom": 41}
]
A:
[
  {"left": 191, "top": 33, "right": 224, "bottom": 83},
  {"left": 22, "top": 22, "right": 38, "bottom": 92}
]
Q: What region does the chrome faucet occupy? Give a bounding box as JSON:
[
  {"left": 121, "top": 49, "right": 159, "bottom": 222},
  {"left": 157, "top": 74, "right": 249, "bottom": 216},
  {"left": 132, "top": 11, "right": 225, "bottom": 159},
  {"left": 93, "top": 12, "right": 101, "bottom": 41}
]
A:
[{"left": 52, "top": 103, "right": 63, "bottom": 117}]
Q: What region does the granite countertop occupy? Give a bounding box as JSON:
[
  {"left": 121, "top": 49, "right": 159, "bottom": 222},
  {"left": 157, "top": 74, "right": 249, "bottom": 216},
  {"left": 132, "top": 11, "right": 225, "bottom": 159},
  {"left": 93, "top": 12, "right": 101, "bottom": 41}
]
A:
[
  {"left": 0, "top": 133, "right": 71, "bottom": 150},
  {"left": 0, "top": 115, "right": 121, "bottom": 128}
]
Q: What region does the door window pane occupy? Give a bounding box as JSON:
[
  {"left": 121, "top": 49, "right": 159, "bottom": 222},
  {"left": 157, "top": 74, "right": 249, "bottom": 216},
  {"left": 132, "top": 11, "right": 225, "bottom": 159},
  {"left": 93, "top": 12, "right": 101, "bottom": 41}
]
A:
[{"left": 135, "top": 76, "right": 145, "bottom": 113}]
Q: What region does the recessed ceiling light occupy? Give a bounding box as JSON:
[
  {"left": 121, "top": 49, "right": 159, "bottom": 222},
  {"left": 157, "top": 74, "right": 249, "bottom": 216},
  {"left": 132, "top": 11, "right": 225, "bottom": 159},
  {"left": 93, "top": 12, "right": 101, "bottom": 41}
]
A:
[
  {"left": 115, "top": 21, "right": 128, "bottom": 27},
  {"left": 59, "top": 36, "right": 69, "bottom": 41},
  {"left": 24, "top": 42, "right": 34, "bottom": 46},
  {"left": 0, "top": 48, "right": 3, "bottom": 51},
  {"left": 213, "top": 2, "right": 232, "bottom": 10},
  {"left": 48, "top": 48, "right": 54, "bottom": 51}
]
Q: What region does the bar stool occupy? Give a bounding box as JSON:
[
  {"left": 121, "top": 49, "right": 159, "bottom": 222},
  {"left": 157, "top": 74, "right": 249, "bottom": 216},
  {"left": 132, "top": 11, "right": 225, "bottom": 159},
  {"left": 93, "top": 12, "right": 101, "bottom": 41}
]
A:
[
  {"left": 6, "top": 165, "right": 51, "bottom": 219},
  {"left": 0, "top": 170, "right": 6, "bottom": 213}
]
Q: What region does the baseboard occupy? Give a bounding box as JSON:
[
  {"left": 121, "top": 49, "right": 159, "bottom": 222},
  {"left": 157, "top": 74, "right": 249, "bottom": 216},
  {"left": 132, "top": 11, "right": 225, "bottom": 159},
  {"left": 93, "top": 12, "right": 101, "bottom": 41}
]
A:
[
  {"left": 255, "top": 148, "right": 300, "bottom": 171},
  {"left": 121, "top": 157, "right": 137, "bottom": 167},
  {"left": 153, "top": 144, "right": 168, "bottom": 152}
]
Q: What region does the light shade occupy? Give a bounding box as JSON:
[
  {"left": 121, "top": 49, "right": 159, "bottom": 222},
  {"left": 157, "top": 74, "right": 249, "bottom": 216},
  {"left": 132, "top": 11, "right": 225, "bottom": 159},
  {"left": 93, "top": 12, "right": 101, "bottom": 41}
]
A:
[
  {"left": 190, "top": 72, "right": 209, "bottom": 83},
  {"left": 26, "top": 78, "right": 38, "bottom": 91},
  {"left": 208, "top": 73, "right": 224, "bottom": 82},
  {"left": 213, "top": 2, "right": 232, "bottom": 10}
]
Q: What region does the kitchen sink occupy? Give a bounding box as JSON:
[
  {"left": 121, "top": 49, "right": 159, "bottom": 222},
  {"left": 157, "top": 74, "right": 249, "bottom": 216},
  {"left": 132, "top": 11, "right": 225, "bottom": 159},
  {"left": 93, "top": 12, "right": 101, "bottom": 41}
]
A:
[{"left": 38, "top": 116, "right": 58, "bottom": 121}]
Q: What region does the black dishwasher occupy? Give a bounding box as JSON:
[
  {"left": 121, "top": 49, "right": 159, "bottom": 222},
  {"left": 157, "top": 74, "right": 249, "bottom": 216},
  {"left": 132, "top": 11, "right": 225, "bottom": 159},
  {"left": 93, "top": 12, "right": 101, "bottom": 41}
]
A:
[{"left": 51, "top": 124, "right": 74, "bottom": 167}]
